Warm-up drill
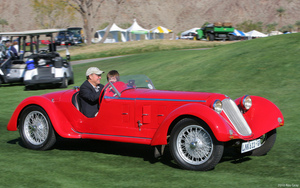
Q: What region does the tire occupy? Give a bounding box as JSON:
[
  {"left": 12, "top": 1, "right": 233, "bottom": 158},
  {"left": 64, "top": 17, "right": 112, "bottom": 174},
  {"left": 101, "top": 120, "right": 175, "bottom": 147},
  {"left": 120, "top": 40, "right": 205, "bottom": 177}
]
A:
[
  {"left": 250, "top": 129, "right": 277, "bottom": 156},
  {"left": 60, "top": 75, "right": 68, "bottom": 88},
  {"left": 19, "top": 105, "right": 56, "bottom": 150},
  {"left": 170, "top": 118, "right": 224, "bottom": 171},
  {"left": 207, "top": 33, "right": 215, "bottom": 41},
  {"left": 228, "top": 35, "right": 234, "bottom": 41}
]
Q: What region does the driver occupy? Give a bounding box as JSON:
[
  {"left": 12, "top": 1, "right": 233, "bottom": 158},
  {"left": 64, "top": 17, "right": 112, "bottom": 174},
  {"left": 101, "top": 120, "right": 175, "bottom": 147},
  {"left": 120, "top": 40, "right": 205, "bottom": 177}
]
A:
[{"left": 79, "top": 67, "right": 105, "bottom": 118}]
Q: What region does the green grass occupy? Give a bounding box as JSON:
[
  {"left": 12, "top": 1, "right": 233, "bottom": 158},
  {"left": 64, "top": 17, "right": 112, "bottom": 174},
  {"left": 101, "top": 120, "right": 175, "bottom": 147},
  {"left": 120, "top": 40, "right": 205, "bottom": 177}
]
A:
[{"left": 0, "top": 34, "right": 299, "bottom": 187}]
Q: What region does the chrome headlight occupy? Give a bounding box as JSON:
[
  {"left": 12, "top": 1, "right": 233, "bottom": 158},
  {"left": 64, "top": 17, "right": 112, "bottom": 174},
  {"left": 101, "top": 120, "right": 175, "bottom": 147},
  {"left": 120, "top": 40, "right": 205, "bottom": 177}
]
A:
[
  {"left": 242, "top": 95, "right": 252, "bottom": 110},
  {"left": 213, "top": 100, "right": 223, "bottom": 114}
]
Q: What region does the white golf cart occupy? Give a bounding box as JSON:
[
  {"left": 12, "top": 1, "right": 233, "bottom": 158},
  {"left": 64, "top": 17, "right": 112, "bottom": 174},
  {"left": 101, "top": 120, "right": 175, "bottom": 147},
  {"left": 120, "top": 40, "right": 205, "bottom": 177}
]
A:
[{"left": 0, "top": 29, "right": 74, "bottom": 89}]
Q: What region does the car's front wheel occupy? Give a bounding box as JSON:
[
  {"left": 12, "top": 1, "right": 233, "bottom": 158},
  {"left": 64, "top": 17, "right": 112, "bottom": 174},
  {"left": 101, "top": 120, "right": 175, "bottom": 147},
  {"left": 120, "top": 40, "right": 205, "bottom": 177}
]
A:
[
  {"left": 19, "top": 105, "right": 56, "bottom": 150},
  {"left": 170, "top": 118, "right": 224, "bottom": 171}
]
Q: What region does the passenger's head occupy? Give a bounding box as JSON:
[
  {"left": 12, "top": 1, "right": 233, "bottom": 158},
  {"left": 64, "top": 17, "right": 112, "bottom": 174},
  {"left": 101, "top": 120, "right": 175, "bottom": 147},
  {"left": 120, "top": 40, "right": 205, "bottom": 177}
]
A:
[
  {"left": 107, "top": 70, "right": 120, "bottom": 83},
  {"left": 4, "top": 40, "right": 12, "bottom": 47},
  {"left": 86, "top": 67, "right": 104, "bottom": 86}
]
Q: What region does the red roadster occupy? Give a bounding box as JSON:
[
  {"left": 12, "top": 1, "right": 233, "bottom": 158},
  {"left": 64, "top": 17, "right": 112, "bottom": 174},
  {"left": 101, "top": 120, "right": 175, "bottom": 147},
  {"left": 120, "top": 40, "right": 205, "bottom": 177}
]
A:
[{"left": 7, "top": 75, "right": 284, "bottom": 171}]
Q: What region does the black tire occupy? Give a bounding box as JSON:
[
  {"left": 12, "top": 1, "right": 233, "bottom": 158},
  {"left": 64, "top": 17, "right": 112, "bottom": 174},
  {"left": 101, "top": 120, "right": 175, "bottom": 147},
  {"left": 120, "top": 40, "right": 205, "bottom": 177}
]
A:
[
  {"left": 250, "top": 129, "right": 277, "bottom": 156},
  {"left": 228, "top": 35, "right": 234, "bottom": 41},
  {"left": 19, "top": 105, "right": 56, "bottom": 150},
  {"left": 207, "top": 33, "right": 215, "bottom": 41},
  {"left": 60, "top": 75, "right": 68, "bottom": 88},
  {"left": 169, "top": 118, "right": 224, "bottom": 171}
]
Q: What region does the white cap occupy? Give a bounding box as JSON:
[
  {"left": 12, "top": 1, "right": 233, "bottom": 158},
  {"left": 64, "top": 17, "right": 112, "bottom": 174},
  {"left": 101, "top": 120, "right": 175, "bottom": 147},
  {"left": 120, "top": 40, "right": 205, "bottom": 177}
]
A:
[{"left": 86, "top": 67, "right": 104, "bottom": 76}]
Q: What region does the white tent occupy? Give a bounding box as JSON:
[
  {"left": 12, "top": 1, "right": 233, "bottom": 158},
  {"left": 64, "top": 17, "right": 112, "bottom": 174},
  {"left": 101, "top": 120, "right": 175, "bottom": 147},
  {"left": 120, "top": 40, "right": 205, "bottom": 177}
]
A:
[
  {"left": 126, "top": 19, "right": 149, "bottom": 41},
  {"left": 246, "top": 30, "right": 268, "bottom": 38},
  {"left": 180, "top": 28, "right": 200, "bottom": 39},
  {"left": 149, "top": 26, "right": 173, "bottom": 39},
  {"left": 93, "top": 23, "right": 127, "bottom": 43},
  {"left": 269, "top": 31, "right": 283, "bottom": 36}
]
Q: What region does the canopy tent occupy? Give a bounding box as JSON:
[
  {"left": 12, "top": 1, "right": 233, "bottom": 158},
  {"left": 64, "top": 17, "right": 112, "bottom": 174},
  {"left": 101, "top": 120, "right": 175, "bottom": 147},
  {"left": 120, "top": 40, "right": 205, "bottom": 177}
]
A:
[
  {"left": 269, "top": 31, "right": 283, "bottom": 36},
  {"left": 93, "top": 23, "right": 126, "bottom": 43},
  {"left": 232, "top": 29, "right": 247, "bottom": 36},
  {"left": 180, "top": 28, "right": 200, "bottom": 39},
  {"left": 246, "top": 30, "right": 268, "bottom": 38},
  {"left": 126, "top": 19, "right": 149, "bottom": 41},
  {"left": 149, "top": 26, "right": 173, "bottom": 39}
]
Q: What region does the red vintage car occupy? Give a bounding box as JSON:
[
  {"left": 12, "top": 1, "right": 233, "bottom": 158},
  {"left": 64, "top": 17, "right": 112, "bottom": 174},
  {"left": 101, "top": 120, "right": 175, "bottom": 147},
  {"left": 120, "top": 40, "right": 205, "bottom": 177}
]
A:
[{"left": 7, "top": 75, "right": 284, "bottom": 171}]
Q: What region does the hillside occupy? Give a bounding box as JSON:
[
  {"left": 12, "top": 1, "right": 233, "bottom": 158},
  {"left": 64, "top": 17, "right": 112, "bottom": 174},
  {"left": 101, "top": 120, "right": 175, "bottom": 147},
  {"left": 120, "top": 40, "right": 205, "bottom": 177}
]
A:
[{"left": 1, "top": 0, "right": 299, "bottom": 34}]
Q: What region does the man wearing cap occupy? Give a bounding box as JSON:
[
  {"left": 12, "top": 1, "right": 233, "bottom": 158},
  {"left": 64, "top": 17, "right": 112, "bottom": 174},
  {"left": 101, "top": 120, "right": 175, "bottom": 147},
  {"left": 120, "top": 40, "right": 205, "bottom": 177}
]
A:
[{"left": 79, "top": 67, "right": 105, "bottom": 118}]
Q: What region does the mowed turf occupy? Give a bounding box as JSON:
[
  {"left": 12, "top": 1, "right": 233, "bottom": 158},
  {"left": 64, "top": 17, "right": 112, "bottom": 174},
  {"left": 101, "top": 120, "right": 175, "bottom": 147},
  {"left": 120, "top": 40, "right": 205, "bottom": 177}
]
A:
[{"left": 0, "top": 34, "right": 299, "bottom": 187}]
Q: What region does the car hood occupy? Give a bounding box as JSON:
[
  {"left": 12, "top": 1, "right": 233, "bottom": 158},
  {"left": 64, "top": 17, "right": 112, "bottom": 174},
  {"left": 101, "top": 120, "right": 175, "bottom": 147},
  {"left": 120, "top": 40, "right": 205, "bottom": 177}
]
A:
[{"left": 123, "top": 89, "right": 227, "bottom": 105}]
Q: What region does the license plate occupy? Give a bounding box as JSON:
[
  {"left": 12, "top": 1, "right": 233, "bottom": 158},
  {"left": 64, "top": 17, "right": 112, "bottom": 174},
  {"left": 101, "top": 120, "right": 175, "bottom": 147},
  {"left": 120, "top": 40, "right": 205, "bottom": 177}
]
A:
[{"left": 241, "top": 139, "right": 261, "bottom": 153}]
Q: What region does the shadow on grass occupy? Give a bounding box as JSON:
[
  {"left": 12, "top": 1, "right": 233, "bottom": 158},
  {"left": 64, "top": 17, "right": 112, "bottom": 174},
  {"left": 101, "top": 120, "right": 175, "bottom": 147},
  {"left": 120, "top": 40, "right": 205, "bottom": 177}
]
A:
[
  {"left": 7, "top": 136, "right": 252, "bottom": 169},
  {"left": 53, "top": 138, "right": 179, "bottom": 169},
  {"left": 220, "top": 146, "right": 252, "bottom": 164}
]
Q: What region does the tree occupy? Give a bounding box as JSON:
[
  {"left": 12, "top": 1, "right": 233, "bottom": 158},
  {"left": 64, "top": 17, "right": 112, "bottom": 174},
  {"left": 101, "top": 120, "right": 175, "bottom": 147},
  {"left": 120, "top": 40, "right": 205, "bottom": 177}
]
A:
[
  {"left": 266, "top": 22, "right": 278, "bottom": 33},
  {"left": 31, "top": 0, "right": 76, "bottom": 28},
  {"left": 63, "top": 0, "right": 124, "bottom": 45},
  {"left": 287, "top": 24, "right": 294, "bottom": 32},
  {"left": 295, "top": 20, "right": 300, "bottom": 32},
  {"left": 276, "top": 7, "right": 285, "bottom": 29},
  {"left": 0, "top": 18, "right": 8, "bottom": 31},
  {"left": 236, "top": 20, "right": 264, "bottom": 32}
]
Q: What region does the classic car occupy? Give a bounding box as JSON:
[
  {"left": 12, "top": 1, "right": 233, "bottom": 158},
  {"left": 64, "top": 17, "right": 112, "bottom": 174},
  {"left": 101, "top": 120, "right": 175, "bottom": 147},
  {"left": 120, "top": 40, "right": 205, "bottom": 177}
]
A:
[
  {"left": 7, "top": 75, "right": 284, "bottom": 171},
  {"left": 0, "top": 29, "right": 74, "bottom": 88}
]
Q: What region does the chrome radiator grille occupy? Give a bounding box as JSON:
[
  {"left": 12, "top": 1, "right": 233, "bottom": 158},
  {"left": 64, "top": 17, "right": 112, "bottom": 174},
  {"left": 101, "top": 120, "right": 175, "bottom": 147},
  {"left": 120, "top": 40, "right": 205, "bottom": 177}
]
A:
[{"left": 222, "top": 99, "right": 252, "bottom": 136}]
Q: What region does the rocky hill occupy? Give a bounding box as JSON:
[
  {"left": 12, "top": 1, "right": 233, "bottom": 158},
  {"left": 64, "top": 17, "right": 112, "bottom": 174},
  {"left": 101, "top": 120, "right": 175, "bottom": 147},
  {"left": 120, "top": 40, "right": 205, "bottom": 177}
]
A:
[{"left": 1, "top": 0, "right": 299, "bottom": 34}]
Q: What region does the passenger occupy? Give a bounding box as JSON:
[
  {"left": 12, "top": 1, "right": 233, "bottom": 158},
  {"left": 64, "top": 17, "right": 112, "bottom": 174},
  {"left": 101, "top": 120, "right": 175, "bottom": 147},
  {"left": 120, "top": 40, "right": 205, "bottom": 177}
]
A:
[
  {"left": 106, "top": 70, "right": 120, "bottom": 83},
  {"left": 5, "top": 40, "right": 18, "bottom": 58},
  {"left": 79, "top": 67, "right": 105, "bottom": 118}
]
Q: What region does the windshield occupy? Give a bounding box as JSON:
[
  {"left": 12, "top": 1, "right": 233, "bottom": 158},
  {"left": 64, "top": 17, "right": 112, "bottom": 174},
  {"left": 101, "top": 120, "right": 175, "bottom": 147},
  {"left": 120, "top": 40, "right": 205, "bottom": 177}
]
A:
[{"left": 103, "top": 75, "right": 155, "bottom": 97}]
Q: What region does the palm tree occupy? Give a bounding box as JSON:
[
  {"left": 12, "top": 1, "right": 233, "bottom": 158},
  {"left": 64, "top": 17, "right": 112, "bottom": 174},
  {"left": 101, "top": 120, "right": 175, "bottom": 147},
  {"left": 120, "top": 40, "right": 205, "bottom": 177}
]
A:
[{"left": 276, "top": 7, "right": 285, "bottom": 29}]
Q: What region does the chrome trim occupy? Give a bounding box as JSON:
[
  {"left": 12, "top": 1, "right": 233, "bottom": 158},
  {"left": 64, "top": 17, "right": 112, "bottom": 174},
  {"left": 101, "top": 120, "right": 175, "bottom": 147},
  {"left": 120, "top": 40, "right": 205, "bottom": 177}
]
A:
[
  {"left": 71, "top": 128, "right": 151, "bottom": 140},
  {"left": 104, "top": 96, "right": 206, "bottom": 103},
  {"left": 222, "top": 98, "right": 252, "bottom": 136}
]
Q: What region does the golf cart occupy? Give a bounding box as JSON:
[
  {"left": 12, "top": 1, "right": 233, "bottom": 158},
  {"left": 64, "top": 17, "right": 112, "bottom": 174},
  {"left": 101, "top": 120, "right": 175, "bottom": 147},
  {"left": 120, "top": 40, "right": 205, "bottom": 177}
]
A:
[{"left": 0, "top": 29, "right": 74, "bottom": 89}]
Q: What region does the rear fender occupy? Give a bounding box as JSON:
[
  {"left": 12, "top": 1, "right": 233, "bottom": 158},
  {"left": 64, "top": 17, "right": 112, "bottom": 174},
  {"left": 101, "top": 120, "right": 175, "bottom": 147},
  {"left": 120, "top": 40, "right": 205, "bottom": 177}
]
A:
[
  {"left": 235, "top": 96, "right": 284, "bottom": 139},
  {"left": 151, "top": 103, "right": 237, "bottom": 146},
  {"left": 7, "top": 96, "right": 81, "bottom": 138}
]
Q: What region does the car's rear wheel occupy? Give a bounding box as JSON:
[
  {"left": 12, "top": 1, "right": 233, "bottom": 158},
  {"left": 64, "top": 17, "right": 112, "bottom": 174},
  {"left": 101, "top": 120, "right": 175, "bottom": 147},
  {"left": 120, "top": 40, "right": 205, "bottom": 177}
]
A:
[
  {"left": 250, "top": 129, "right": 277, "bottom": 156},
  {"left": 60, "top": 75, "right": 68, "bottom": 88},
  {"left": 19, "top": 105, "right": 56, "bottom": 150},
  {"left": 170, "top": 118, "right": 224, "bottom": 171}
]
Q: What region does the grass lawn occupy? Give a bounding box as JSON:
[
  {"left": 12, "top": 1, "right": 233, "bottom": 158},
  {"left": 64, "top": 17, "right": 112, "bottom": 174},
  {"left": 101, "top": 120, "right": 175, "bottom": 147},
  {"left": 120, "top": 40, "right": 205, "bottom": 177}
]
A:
[{"left": 0, "top": 34, "right": 299, "bottom": 187}]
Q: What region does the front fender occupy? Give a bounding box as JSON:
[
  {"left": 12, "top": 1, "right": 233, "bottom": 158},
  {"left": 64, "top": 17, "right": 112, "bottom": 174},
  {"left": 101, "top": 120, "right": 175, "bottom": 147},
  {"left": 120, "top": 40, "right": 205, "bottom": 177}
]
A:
[
  {"left": 235, "top": 96, "right": 284, "bottom": 139},
  {"left": 151, "top": 103, "right": 237, "bottom": 146},
  {"left": 7, "top": 96, "right": 81, "bottom": 139}
]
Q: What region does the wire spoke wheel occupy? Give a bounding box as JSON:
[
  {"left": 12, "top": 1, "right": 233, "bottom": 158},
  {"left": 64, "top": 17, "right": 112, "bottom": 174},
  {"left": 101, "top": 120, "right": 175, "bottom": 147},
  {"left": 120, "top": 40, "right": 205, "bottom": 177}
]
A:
[
  {"left": 19, "top": 105, "right": 56, "bottom": 150},
  {"left": 24, "top": 111, "right": 49, "bottom": 145},
  {"left": 177, "top": 125, "right": 213, "bottom": 165},
  {"left": 170, "top": 118, "right": 224, "bottom": 171}
]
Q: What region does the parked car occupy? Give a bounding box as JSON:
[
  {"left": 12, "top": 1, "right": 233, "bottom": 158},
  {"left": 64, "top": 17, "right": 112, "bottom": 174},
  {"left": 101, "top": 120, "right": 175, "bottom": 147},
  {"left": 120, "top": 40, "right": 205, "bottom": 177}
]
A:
[
  {"left": 67, "top": 27, "right": 84, "bottom": 44},
  {"left": 0, "top": 29, "right": 74, "bottom": 88},
  {"left": 7, "top": 75, "right": 284, "bottom": 171},
  {"left": 55, "top": 31, "right": 74, "bottom": 46},
  {"left": 55, "top": 27, "right": 84, "bottom": 45}
]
